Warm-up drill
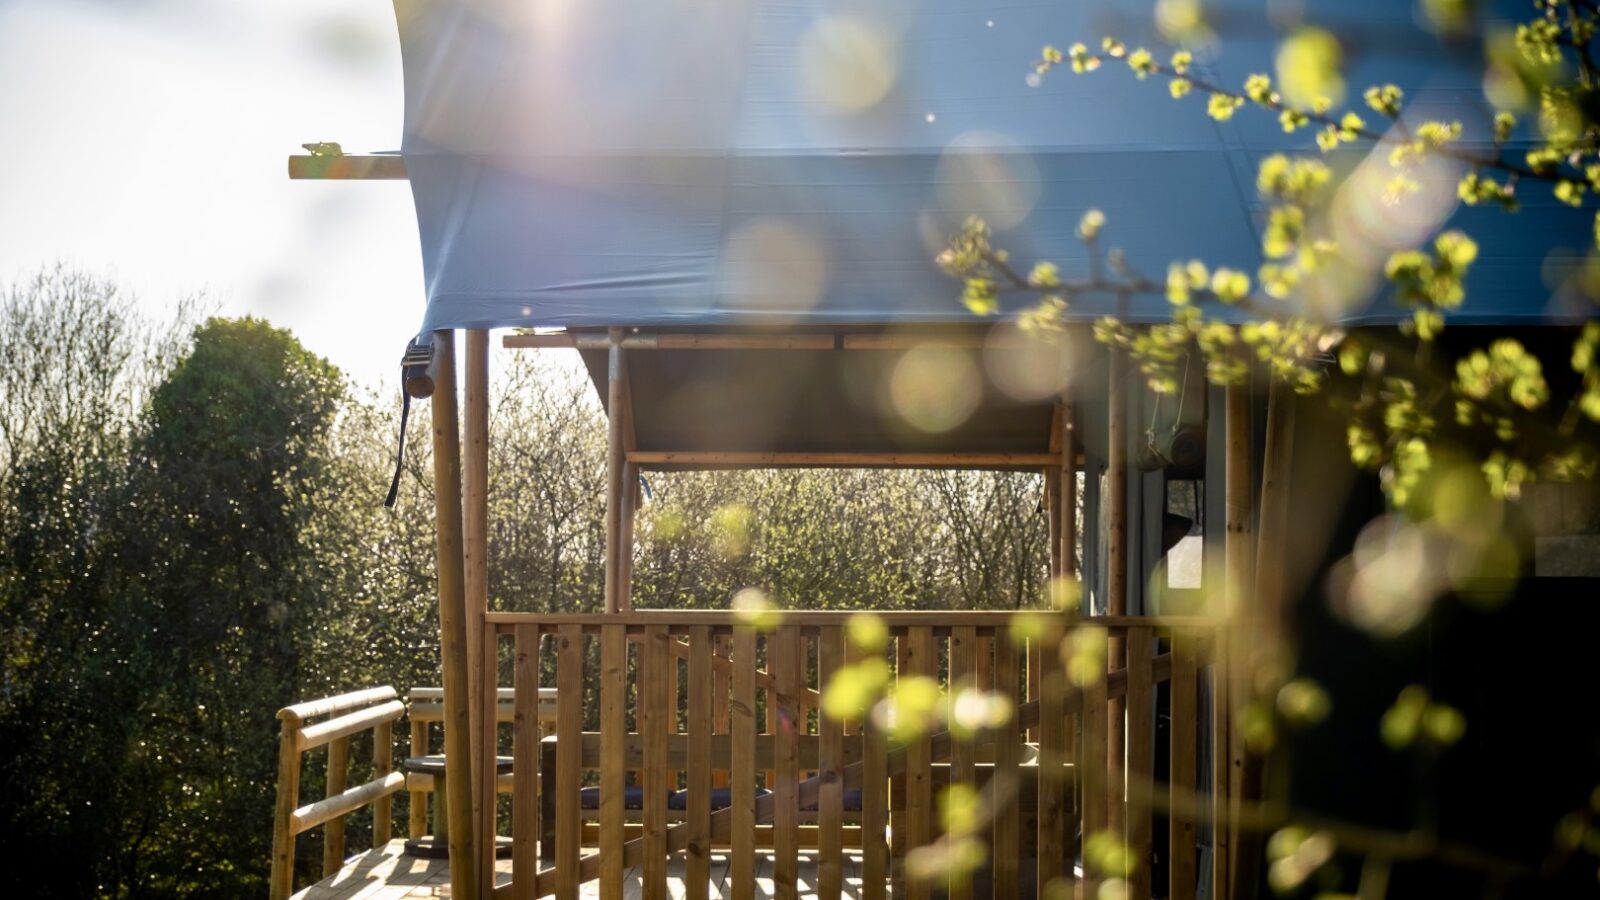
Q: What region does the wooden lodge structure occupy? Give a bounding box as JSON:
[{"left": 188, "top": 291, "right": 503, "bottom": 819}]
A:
[
  {"left": 269, "top": 0, "right": 1598, "bottom": 897},
  {"left": 268, "top": 321, "right": 1250, "bottom": 900}
]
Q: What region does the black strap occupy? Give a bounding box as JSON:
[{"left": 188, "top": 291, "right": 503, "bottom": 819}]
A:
[{"left": 384, "top": 387, "right": 412, "bottom": 508}]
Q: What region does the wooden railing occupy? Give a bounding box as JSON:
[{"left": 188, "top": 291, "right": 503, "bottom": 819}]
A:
[
  {"left": 479, "top": 610, "right": 1219, "bottom": 900},
  {"left": 269, "top": 686, "right": 407, "bottom": 900}
]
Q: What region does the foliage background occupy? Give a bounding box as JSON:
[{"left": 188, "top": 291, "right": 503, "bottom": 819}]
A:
[{"left": 0, "top": 267, "right": 1052, "bottom": 898}]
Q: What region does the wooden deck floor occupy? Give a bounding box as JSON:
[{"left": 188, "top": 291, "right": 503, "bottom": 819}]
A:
[{"left": 292, "top": 840, "right": 870, "bottom": 900}]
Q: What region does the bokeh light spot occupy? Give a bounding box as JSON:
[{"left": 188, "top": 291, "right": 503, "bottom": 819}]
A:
[
  {"left": 799, "top": 16, "right": 898, "bottom": 113},
  {"left": 888, "top": 342, "right": 982, "bottom": 433}
]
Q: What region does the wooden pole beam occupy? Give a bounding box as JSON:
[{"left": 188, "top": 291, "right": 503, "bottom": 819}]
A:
[
  {"left": 462, "top": 329, "right": 493, "bottom": 895},
  {"left": 619, "top": 461, "right": 638, "bottom": 613},
  {"left": 626, "top": 451, "right": 1062, "bottom": 469},
  {"left": 604, "top": 330, "right": 628, "bottom": 614},
  {"left": 428, "top": 330, "right": 480, "bottom": 900},
  {"left": 1059, "top": 402, "right": 1077, "bottom": 581},
  {"left": 618, "top": 343, "right": 639, "bottom": 612},
  {"left": 1231, "top": 378, "right": 1296, "bottom": 900},
  {"left": 839, "top": 333, "right": 1045, "bottom": 350},
  {"left": 502, "top": 332, "right": 1065, "bottom": 352},
  {"left": 1216, "top": 380, "right": 1253, "bottom": 900},
  {"left": 287, "top": 154, "right": 407, "bottom": 180},
  {"left": 1106, "top": 349, "right": 1129, "bottom": 838},
  {"left": 504, "top": 333, "right": 836, "bottom": 351},
  {"left": 1045, "top": 467, "right": 1063, "bottom": 578}
]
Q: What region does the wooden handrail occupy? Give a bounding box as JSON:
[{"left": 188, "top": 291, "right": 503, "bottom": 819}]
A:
[
  {"left": 487, "top": 610, "right": 1220, "bottom": 630},
  {"left": 269, "top": 686, "right": 405, "bottom": 900},
  {"left": 278, "top": 685, "right": 397, "bottom": 723},
  {"left": 298, "top": 700, "right": 406, "bottom": 751},
  {"left": 291, "top": 772, "right": 407, "bottom": 832}
]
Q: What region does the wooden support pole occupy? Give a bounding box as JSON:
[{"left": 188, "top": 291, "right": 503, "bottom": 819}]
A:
[
  {"left": 1217, "top": 380, "right": 1252, "bottom": 900},
  {"left": 429, "top": 330, "right": 480, "bottom": 900},
  {"left": 268, "top": 719, "right": 302, "bottom": 900},
  {"left": 620, "top": 461, "right": 637, "bottom": 611},
  {"left": 1231, "top": 379, "right": 1295, "bottom": 900},
  {"left": 604, "top": 330, "right": 628, "bottom": 613},
  {"left": 464, "top": 328, "right": 492, "bottom": 895},
  {"left": 1045, "top": 468, "right": 1062, "bottom": 578},
  {"left": 1106, "top": 348, "right": 1129, "bottom": 837},
  {"left": 1251, "top": 379, "right": 1295, "bottom": 693},
  {"left": 1059, "top": 402, "right": 1077, "bottom": 580},
  {"left": 618, "top": 338, "right": 638, "bottom": 611}
]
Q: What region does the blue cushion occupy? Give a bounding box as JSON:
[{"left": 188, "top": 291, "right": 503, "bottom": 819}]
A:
[
  {"left": 577, "top": 786, "right": 650, "bottom": 810},
  {"left": 801, "top": 789, "right": 863, "bottom": 812},
  {"left": 668, "top": 787, "right": 771, "bottom": 810}
]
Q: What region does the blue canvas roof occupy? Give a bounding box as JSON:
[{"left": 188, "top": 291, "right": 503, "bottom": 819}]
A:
[{"left": 394, "top": 0, "right": 1587, "bottom": 332}]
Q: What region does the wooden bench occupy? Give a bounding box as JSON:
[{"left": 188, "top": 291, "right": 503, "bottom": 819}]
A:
[{"left": 403, "top": 686, "right": 557, "bottom": 841}]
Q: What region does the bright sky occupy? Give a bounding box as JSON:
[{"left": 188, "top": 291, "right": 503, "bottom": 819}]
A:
[{"left": 0, "top": 0, "right": 420, "bottom": 388}]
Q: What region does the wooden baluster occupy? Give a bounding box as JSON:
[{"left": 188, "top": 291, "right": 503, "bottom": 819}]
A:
[
  {"left": 1128, "top": 627, "right": 1155, "bottom": 899},
  {"left": 597, "top": 625, "right": 626, "bottom": 898},
  {"left": 905, "top": 625, "right": 935, "bottom": 900},
  {"left": 1026, "top": 641, "right": 1041, "bottom": 743},
  {"left": 687, "top": 626, "right": 714, "bottom": 899},
  {"left": 1037, "top": 622, "right": 1068, "bottom": 895},
  {"left": 555, "top": 625, "right": 583, "bottom": 900},
  {"left": 817, "top": 625, "right": 846, "bottom": 900},
  {"left": 1081, "top": 627, "right": 1109, "bottom": 898},
  {"left": 669, "top": 638, "right": 682, "bottom": 793},
  {"left": 643, "top": 626, "right": 670, "bottom": 900},
  {"left": 512, "top": 626, "right": 540, "bottom": 900},
  {"left": 992, "top": 635, "right": 1022, "bottom": 900},
  {"left": 480, "top": 622, "right": 499, "bottom": 892},
  {"left": 1210, "top": 629, "right": 1233, "bottom": 900},
  {"left": 714, "top": 635, "right": 732, "bottom": 789},
  {"left": 409, "top": 719, "right": 428, "bottom": 840},
  {"left": 862, "top": 653, "right": 889, "bottom": 900},
  {"left": 764, "top": 647, "right": 778, "bottom": 792},
  {"left": 1169, "top": 629, "right": 1199, "bottom": 900},
  {"left": 374, "top": 717, "right": 393, "bottom": 849},
  {"left": 949, "top": 625, "right": 977, "bottom": 900},
  {"left": 772, "top": 625, "right": 801, "bottom": 900},
  {"left": 731, "top": 626, "right": 758, "bottom": 900},
  {"left": 890, "top": 634, "right": 907, "bottom": 889},
  {"left": 322, "top": 734, "right": 351, "bottom": 878}
]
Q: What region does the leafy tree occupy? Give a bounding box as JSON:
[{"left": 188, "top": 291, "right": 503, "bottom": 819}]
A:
[
  {"left": 0, "top": 269, "right": 193, "bottom": 898},
  {"left": 101, "top": 318, "right": 348, "bottom": 896}
]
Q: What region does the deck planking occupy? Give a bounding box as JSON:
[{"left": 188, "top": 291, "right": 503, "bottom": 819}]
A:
[{"left": 294, "top": 840, "right": 866, "bottom": 900}]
